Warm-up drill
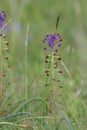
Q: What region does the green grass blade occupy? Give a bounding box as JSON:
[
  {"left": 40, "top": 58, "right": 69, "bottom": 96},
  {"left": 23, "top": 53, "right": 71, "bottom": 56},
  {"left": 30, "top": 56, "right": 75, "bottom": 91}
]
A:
[{"left": 56, "top": 116, "right": 74, "bottom": 130}]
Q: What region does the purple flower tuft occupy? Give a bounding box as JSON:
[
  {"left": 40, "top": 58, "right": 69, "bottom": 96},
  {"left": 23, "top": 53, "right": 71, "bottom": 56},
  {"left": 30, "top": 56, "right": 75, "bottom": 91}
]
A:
[
  {"left": 42, "top": 33, "right": 62, "bottom": 51},
  {"left": 0, "top": 11, "right": 6, "bottom": 28}
]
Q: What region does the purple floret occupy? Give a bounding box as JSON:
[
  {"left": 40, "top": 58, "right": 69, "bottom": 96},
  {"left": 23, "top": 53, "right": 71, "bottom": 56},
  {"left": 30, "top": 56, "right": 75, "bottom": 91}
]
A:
[
  {"left": 42, "top": 33, "right": 62, "bottom": 51},
  {"left": 0, "top": 11, "right": 6, "bottom": 28}
]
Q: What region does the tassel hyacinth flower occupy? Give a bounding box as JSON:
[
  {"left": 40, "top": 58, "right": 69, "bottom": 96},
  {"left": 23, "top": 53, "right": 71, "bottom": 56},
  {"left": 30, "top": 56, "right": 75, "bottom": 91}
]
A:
[{"left": 42, "top": 16, "right": 63, "bottom": 114}]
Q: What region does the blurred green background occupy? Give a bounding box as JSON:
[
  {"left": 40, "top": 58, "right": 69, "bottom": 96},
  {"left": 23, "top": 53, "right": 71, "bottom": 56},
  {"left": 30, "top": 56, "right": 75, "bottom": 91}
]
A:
[
  {"left": 0, "top": 0, "right": 87, "bottom": 128},
  {"left": 0, "top": 0, "right": 86, "bottom": 94}
]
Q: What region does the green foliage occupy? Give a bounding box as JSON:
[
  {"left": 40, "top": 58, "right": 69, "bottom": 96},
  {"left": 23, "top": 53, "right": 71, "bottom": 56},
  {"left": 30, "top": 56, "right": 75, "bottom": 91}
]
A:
[{"left": 0, "top": 0, "right": 87, "bottom": 129}]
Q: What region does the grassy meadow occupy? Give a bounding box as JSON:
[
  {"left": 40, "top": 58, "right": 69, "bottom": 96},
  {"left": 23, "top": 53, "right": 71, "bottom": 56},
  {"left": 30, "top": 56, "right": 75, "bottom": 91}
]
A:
[{"left": 0, "top": 0, "right": 87, "bottom": 129}]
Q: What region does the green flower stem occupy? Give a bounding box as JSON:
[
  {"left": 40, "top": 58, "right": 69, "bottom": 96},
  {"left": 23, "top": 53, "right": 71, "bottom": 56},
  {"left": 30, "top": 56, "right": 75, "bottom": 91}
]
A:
[
  {"left": 24, "top": 39, "right": 28, "bottom": 100},
  {"left": 51, "top": 52, "right": 54, "bottom": 85},
  {"left": 50, "top": 52, "right": 56, "bottom": 111},
  {"left": 44, "top": 52, "right": 55, "bottom": 99},
  {"left": 0, "top": 37, "right": 2, "bottom": 88}
]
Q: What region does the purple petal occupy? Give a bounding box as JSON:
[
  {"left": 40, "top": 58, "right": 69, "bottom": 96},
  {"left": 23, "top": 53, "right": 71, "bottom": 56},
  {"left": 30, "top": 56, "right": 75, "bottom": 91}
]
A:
[
  {"left": 0, "top": 11, "right": 6, "bottom": 28},
  {"left": 1, "top": 11, "right": 6, "bottom": 20},
  {"left": 42, "top": 33, "right": 62, "bottom": 51},
  {"left": 0, "top": 17, "right": 4, "bottom": 28}
]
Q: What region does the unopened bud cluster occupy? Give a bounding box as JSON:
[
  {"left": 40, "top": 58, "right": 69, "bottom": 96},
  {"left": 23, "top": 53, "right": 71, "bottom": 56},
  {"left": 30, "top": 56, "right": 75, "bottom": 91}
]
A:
[
  {"left": 0, "top": 11, "right": 12, "bottom": 116},
  {"left": 0, "top": 34, "right": 11, "bottom": 87},
  {"left": 0, "top": 34, "right": 12, "bottom": 116}
]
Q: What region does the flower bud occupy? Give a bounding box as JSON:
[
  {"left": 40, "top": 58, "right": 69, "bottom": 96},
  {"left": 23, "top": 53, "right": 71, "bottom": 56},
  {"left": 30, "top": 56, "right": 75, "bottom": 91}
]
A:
[
  {"left": 5, "top": 41, "right": 10, "bottom": 46},
  {"left": 5, "top": 48, "right": 9, "bottom": 52}
]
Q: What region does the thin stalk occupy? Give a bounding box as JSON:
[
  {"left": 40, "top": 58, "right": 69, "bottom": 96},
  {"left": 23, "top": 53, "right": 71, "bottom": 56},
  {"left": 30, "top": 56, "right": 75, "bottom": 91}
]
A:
[
  {"left": 0, "top": 37, "right": 2, "bottom": 88},
  {"left": 51, "top": 52, "right": 54, "bottom": 83},
  {"left": 0, "top": 37, "right": 3, "bottom": 104},
  {"left": 61, "top": 60, "right": 72, "bottom": 78},
  {"left": 0, "top": 19, "right": 12, "bottom": 33},
  {"left": 0, "top": 121, "right": 32, "bottom": 129},
  {"left": 24, "top": 23, "right": 29, "bottom": 100}
]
